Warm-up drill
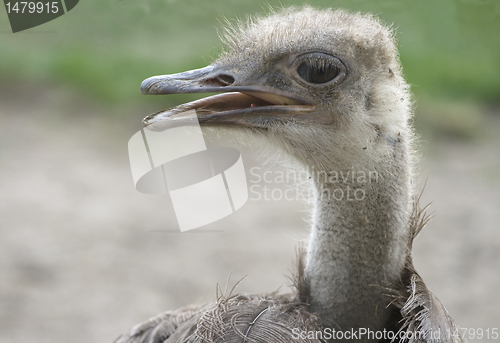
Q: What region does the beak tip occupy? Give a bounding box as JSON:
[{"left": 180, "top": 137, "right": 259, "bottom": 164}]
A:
[{"left": 140, "top": 79, "right": 152, "bottom": 95}]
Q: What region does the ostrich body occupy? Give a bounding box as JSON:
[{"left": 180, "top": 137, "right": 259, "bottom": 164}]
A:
[{"left": 116, "top": 7, "right": 464, "bottom": 343}]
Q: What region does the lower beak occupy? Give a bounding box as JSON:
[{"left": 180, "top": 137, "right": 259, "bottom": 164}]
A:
[{"left": 140, "top": 65, "right": 315, "bottom": 131}]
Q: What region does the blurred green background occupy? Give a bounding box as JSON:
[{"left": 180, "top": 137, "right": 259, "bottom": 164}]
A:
[{"left": 1, "top": 0, "right": 499, "bottom": 139}]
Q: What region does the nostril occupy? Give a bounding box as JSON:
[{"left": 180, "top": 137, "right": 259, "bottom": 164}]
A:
[
  {"left": 216, "top": 74, "right": 235, "bottom": 86},
  {"left": 202, "top": 74, "right": 236, "bottom": 87}
]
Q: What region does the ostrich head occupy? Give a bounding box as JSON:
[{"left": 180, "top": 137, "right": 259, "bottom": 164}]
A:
[
  {"left": 140, "top": 7, "right": 419, "bottom": 334},
  {"left": 142, "top": 7, "right": 413, "bottom": 173}
]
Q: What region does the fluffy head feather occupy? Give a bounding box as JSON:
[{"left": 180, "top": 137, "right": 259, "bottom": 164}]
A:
[{"left": 208, "top": 7, "right": 416, "bottom": 177}]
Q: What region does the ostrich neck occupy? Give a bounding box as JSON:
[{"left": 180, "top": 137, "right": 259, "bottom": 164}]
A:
[{"left": 305, "top": 157, "right": 412, "bottom": 341}]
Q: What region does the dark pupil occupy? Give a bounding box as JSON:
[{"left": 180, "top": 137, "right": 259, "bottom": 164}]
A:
[{"left": 297, "top": 61, "right": 339, "bottom": 84}]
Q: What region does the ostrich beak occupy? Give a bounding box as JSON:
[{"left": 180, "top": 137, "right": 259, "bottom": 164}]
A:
[{"left": 140, "top": 65, "right": 315, "bottom": 131}]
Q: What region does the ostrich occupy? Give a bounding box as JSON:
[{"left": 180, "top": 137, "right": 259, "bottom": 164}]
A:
[{"left": 116, "top": 7, "right": 464, "bottom": 343}]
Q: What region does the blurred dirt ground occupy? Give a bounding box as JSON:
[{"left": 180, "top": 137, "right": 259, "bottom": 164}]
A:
[{"left": 0, "top": 86, "right": 499, "bottom": 343}]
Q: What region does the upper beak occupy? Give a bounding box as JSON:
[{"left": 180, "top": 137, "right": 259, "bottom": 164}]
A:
[{"left": 140, "top": 64, "right": 315, "bottom": 131}]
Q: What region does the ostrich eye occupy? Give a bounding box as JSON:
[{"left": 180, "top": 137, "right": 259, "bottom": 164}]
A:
[
  {"left": 294, "top": 53, "right": 343, "bottom": 85},
  {"left": 297, "top": 61, "right": 338, "bottom": 84}
]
